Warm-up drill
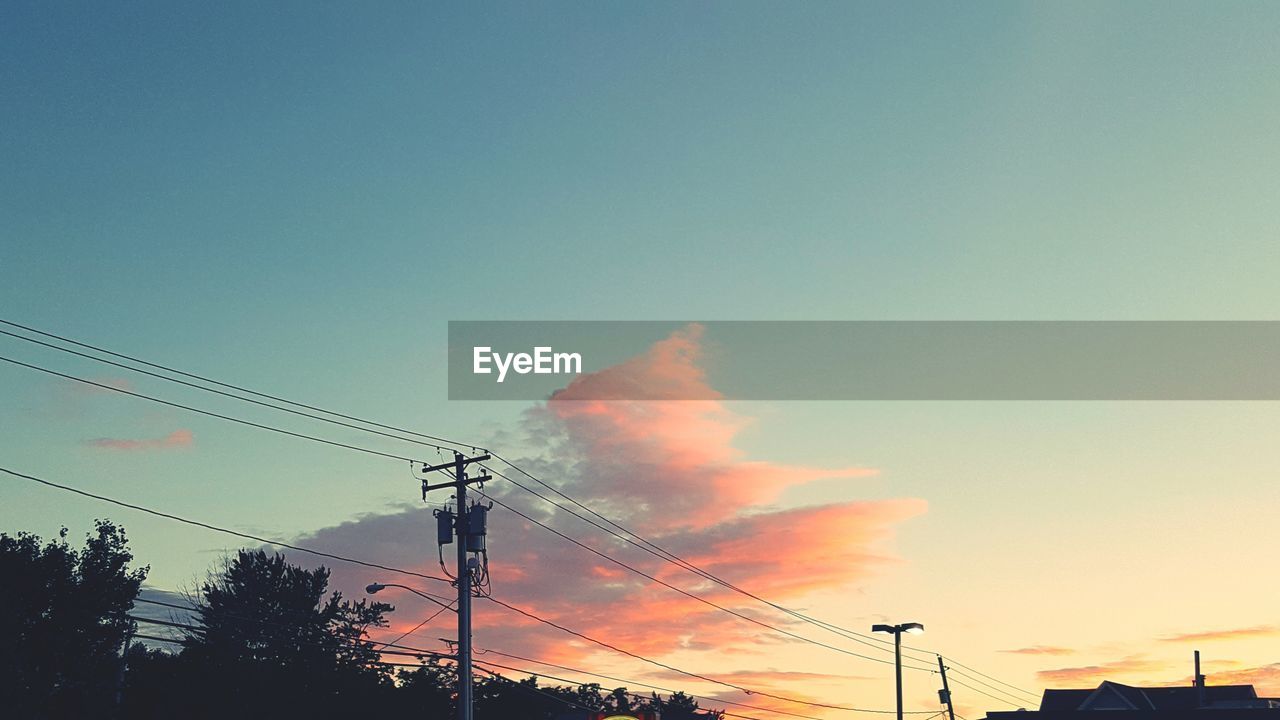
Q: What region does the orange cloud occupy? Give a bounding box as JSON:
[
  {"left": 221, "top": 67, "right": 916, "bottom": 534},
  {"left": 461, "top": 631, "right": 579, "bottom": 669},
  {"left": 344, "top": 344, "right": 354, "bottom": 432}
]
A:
[
  {"left": 1037, "top": 657, "right": 1170, "bottom": 686},
  {"left": 295, "top": 326, "right": 922, "bottom": 691},
  {"left": 86, "top": 429, "right": 193, "bottom": 451},
  {"left": 1002, "top": 646, "right": 1076, "bottom": 656},
  {"left": 541, "top": 326, "right": 879, "bottom": 531},
  {"left": 550, "top": 324, "right": 720, "bottom": 402},
  {"left": 1189, "top": 664, "right": 1280, "bottom": 696},
  {"left": 1158, "top": 625, "right": 1280, "bottom": 643},
  {"left": 650, "top": 668, "right": 875, "bottom": 685}
]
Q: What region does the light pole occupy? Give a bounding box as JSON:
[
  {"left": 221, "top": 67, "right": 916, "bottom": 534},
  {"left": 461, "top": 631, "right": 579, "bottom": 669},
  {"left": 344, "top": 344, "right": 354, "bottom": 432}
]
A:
[
  {"left": 872, "top": 621, "right": 924, "bottom": 720},
  {"left": 367, "top": 582, "right": 460, "bottom": 715},
  {"left": 366, "top": 582, "right": 454, "bottom": 611}
]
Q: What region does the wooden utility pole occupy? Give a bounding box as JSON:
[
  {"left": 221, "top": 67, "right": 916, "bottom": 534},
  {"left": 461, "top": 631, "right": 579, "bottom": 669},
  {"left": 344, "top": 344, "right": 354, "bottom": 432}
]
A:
[
  {"left": 937, "top": 655, "right": 956, "bottom": 720},
  {"left": 420, "top": 451, "right": 490, "bottom": 720}
]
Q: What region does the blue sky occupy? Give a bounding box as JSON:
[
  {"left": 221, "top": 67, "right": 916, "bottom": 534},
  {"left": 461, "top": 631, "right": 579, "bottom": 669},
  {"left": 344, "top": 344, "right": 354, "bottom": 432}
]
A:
[{"left": 4, "top": 2, "right": 1280, "bottom": 714}]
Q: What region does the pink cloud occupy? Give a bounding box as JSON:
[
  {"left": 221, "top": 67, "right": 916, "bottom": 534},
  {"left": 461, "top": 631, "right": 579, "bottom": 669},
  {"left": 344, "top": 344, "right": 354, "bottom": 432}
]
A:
[
  {"left": 86, "top": 429, "right": 194, "bottom": 451},
  {"left": 1037, "top": 657, "right": 1170, "bottom": 686},
  {"left": 286, "top": 325, "right": 922, "bottom": 697},
  {"left": 1002, "top": 646, "right": 1076, "bottom": 656},
  {"left": 1159, "top": 625, "right": 1280, "bottom": 643},
  {"left": 550, "top": 324, "right": 720, "bottom": 402}
]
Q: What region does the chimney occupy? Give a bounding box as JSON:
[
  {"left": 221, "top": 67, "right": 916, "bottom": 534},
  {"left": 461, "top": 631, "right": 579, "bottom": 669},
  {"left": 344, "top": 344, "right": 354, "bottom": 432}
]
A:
[{"left": 1194, "top": 651, "right": 1206, "bottom": 707}]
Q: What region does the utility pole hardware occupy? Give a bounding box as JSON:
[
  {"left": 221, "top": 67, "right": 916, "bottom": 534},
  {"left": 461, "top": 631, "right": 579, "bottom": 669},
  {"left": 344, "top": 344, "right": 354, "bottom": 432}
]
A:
[
  {"left": 421, "top": 452, "right": 492, "bottom": 720},
  {"left": 937, "top": 655, "right": 956, "bottom": 720}
]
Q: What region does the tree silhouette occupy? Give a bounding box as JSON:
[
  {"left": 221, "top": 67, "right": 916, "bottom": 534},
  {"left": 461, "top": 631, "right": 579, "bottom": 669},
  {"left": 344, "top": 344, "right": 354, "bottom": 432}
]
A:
[
  {"left": 0, "top": 523, "right": 729, "bottom": 719},
  {"left": 0, "top": 520, "right": 146, "bottom": 718},
  {"left": 174, "top": 549, "right": 395, "bottom": 717}
]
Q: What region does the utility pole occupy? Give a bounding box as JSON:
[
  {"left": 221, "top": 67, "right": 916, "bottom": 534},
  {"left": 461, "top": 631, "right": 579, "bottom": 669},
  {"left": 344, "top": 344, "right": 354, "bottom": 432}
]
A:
[
  {"left": 937, "top": 656, "right": 956, "bottom": 720},
  {"left": 420, "top": 451, "right": 491, "bottom": 720}
]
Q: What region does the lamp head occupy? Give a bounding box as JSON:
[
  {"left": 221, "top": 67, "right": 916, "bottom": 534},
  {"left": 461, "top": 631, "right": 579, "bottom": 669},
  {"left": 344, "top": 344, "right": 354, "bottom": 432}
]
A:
[
  {"left": 871, "top": 624, "right": 893, "bottom": 633},
  {"left": 902, "top": 622, "right": 925, "bottom": 634},
  {"left": 365, "top": 583, "right": 386, "bottom": 594}
]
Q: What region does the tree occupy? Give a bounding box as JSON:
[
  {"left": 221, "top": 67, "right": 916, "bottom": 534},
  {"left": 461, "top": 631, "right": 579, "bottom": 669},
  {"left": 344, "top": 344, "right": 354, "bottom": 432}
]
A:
[
  {"left": 174, "top": 549, "right": 394, "bottom": 717},
  {"left": 0, "top": 520, "right": 147, "bottom": 718},
  {"left": 653, "top": 690, "right": 725, "bottom": 719}
]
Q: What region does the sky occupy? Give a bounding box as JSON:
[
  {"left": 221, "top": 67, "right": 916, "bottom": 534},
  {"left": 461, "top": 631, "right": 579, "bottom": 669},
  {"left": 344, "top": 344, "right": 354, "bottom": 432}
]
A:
[{"left": 3, "top": 1, "right": 1280, "bottom": 718}]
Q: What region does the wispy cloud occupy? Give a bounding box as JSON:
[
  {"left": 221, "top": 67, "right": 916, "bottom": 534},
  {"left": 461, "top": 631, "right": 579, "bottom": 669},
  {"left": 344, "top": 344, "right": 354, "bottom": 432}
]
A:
[
  {"left": 75, "top": 376, "right": 134, "bottom": 394},
  {"left": 649, "top": 668, "right": 875, "bottom": 685},
  {"left": 1002, "top": 646, "right": 1076, "bottom": 656},
  {"left": 1186, "top": 664, "right": 1280, "bottom": 696},
  {"left": 1158, "top": 625, "right": 1280, "bottom": 643},
  {"left": 86, "top": 429, "right": 193, "bottom": 451},
  {"left": 1037, "top": 656, "right": 1169, "bottom": 686}
]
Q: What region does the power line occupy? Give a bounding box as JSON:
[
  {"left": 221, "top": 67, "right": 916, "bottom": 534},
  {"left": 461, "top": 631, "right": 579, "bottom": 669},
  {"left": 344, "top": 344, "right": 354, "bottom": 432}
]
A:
[
  {"left": 473, "top": 659, "right": 780, "bottom": 720},
  {"left": 139, "top": 589, "right": 879, "bottom": 720},
  {"left": 0, "top": 320, "right": 936, "bottom": 677},
  {"left": 378, "top": 601, "right": 456, "bottom": 649},
  {"left": 141, "top": 589, "right": 872, "bottom": 720},
  {"left": 0, "top": 318, "right": 475, "bottom": 452},
  {"left": 0, "top": 355, "right": 422, "bottom": 463},
  {"left": 483, "top": 594, "right": 932, "bottom": 715},
  {"left": 132, "top": 595, "right": 456, "bottom": 654},
  {"left": 944, "top": 667, "right": 1037, "bottom": 706},
  {"left": 938, "top": 660, "right": 1038, "bottom": 701},
  {"left": 0, "top": 328, "right": 461, "bottom": 457},
  {"left": 126, "top": 615, "right": 439, "bottom": 660},
  {"left": 486, "top": 461, "right": 943, "bottom": 665},
  {"left": 476, "top": 485, "right": 933, "bottom": 672},
  {"left": 0, "top": 319, "right": 1038, "bottom": 702},
  {"left": 486, "top": 463, "right": 1039, "bottom": 701},
  {"left": 472, "top": 648, "right": 829, "bottom": 720},
  {"left": 0, "top": 466, "right": 451, "bottom": 585},
  {"left": 471, "top": 664, "right": 600, "bottom": 714},
  {"left": 946, "top": 675, "right": 1026, "bottom": 710},
  {"left": 4, "top": 466, "right": 911, "bottom": 716}
]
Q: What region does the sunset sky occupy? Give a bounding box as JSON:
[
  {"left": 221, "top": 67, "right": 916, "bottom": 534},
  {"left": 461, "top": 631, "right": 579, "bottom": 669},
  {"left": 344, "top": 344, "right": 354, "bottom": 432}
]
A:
[{"left": 3, "top": 2, "right": 1280, "bottom": 718}]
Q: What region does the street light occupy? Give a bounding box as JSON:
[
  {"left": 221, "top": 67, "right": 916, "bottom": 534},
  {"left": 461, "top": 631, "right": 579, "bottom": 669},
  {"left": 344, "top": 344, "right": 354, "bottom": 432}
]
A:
[
  {"left": 872, "top": 622, "right": 925, "bottom": 720},
  {"left": 365, "top": 582, "right": 454, "bottom": 611},
  {"left": 367, "top": 581, "right": 463, "bottom": 718}
]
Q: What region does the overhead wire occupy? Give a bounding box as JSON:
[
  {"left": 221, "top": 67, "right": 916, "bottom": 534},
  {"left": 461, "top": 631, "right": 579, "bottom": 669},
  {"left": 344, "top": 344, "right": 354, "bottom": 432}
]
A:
[
  {"left": 483, "top": 594, "right": 935, "bottom": 715},
  {"left": 0, "top": 355, "right": 420, "bottom": 463},
  {"left": 0, "top": 319, "right": 474, "bottom": 451},
  {"left": 0, "top": 320, "right": 1039, "bottom": 704},
  {"left": 0, "top": 337, "right": 932, "bottom": 674},
  {"left": 475, "top": 485, "right": 932, "bottom": 671},
  {"left": 2, "top": 466, "right": 915, "bottom": 717},
  {"left": 0, "top": 466, "right": 452, "bottom": 585}
]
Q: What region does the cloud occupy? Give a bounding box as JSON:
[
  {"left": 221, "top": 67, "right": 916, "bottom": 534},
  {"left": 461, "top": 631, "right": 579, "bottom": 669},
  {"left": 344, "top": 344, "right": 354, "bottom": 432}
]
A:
[
  {"left": 1158, "top": 625, "right": 1280, "bottom": 643},
  {"left": 1187, "top": 664, "right": 1280, "bottom": 696},
  {"left": 86, "top": 429, "right": 194, "bottom": 451},
  {"left": 1037, "top": 657, "right": 1170, "bottom": 686},
  {"left": 75, "top": 376, "right": 134, "bottom": 394},
  {"left": 550, "top": 324, "right": 719, "bottom": 402},
  {"left": 649, "top": 668, "right": 875, "bottom": 685},
  {"left": 279, "top": 325, "right": 923, "bottom": 691},
  {"left": 1002, "top": 646, "right": 1076, "bottom": 656}
]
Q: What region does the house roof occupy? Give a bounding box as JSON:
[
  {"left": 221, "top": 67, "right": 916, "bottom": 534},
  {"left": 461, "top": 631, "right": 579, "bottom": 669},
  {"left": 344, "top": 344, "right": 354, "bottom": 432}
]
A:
[{"left": 1040, "top": 682, "right": 1259, "bottom": 712}]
